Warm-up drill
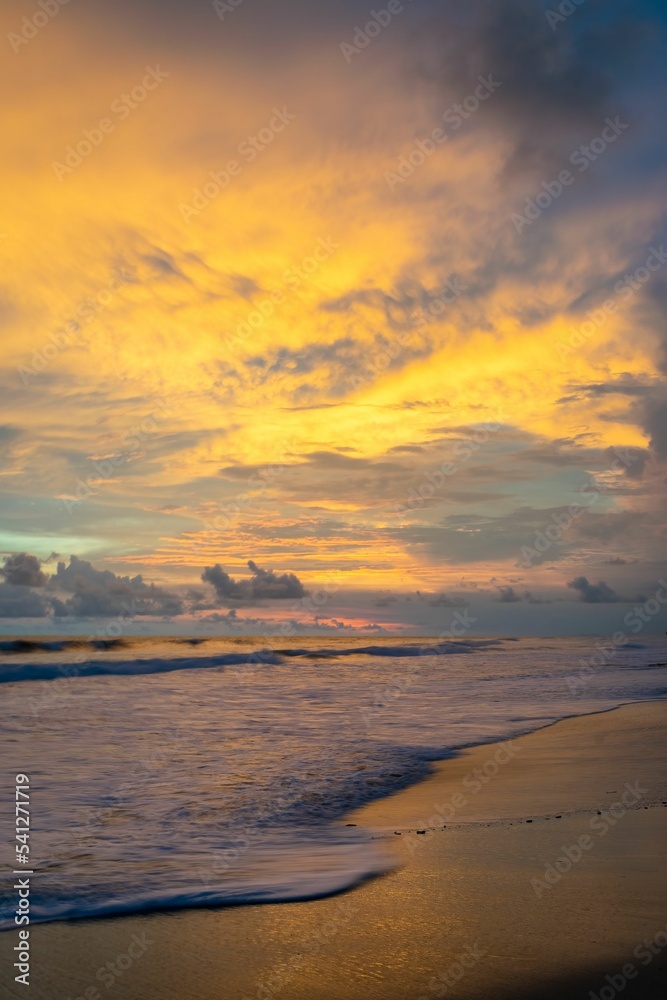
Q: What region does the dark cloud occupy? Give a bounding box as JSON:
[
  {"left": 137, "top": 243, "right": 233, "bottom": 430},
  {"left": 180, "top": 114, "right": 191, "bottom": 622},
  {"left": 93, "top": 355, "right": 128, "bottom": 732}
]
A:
[
  {"left": 202, "top": 560, "right": 307, "bottom": 603},
  {"left": 53, "top": 556, "right": 183, "bottom": 617},
  {"left": 186, "top": 587, "right": 220, "bottom": 613},
  {"left": 0, "top": 583, "right": 51, "bottom": 618},
  {"left": 517, "top": 441, "right": 603, "bottom": 468},
  {"left": 230, "top": 274, "right": 261, "bottom": 300},
  {"left": 0, "top": 552, "right": 190, "bottom": 618},
  {"left": 560, "top": 381, "right": 662, "bottom": 477},
  {"left": 238, "top": 334, "right": 431, "bottom": 402},
  {"left": 428, "top": 592, "right": 467, "bottom": 608},
  {"left": 524, "top": 591, "right": 553, "bottom": 605},
  {"left": 567, "top": 576, "right": 622, "bottom": 603},
  {"left": 198, "top": 608, "right": 390, "bottom": 635},
  {"left": 568, "top": 379, "right": 656, "bottom": 399},
  {"left": 497, "top": 585, "right": 521, "bottom": 603},
  {"left": 393, "top": 508, "right": 573, "bottom": 565},
  {"left": 218, "top": 437, "right": 515, "bottom": 511},
  {"left": 602, "top": 445, "right": 651, "bottom": 479},
  {"left": 243, "top": 558, "right": 307, "bottom": 600},
  {"left": 641, "top": 274, "right": 667, "bottom": 376},
  {"left": 139, "top": 245, "right": 188, "bottom": 282},
  {"left": 558, "top": 357, "right": 667, "bottom": 483},
  {"left": 218, "top": 451, "right": 418, "bottom": 510},
  {"left": 642, "top": 397, "right": 667, "bottom": 460},
  {"left": 201, "top": 564, "right": 238, "bottom": 600},
  {"left": 1, "top": 553, "right": 48, "bottom": 588},
  {"left": 245, "top": 340, "right": 357, "bottom": 378},
  {"left": 374, "top": 593, "right": 398, "bottom": 607},
  {"left": 319, "top": 288, "right": 418, "bottom": 329},
  {"left": 392, "top": 500, "right": 660, "bottom": 569},
  {"left": 570, "top": 510, "right": 646, "bottom": 544},
  {"left": 429, "top": 0, "right": 650, "bottom": 175}
]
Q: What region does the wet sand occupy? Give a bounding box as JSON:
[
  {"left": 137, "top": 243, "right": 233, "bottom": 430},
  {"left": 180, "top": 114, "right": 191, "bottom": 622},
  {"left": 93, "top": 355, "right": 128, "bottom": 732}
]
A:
[{"left": 2, "top": 700, "right": 666, "bottom": 999}]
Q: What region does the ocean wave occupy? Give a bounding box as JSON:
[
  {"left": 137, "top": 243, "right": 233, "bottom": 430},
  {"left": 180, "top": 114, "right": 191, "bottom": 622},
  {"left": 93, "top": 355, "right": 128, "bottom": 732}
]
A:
[
  {"left": 2, "top": 635, "right": 667, "bottom": 930},
  {"left": 0, "top": 650, "right": 283, "bottom": 684},
  {"left": 276, "top": 639, "right": 500, "bottom": 658},
  {"left": 0, "top": 638, "right": 68, "bottom": 653},
  {"left": 0, "top": 637, "right": 129, "bottom": 654},
  {"left": 0, "top": 834, "right": 393, "bottom": 931},
  {"left": 0, "top": 639, "right": 500, "bottom": 684}
]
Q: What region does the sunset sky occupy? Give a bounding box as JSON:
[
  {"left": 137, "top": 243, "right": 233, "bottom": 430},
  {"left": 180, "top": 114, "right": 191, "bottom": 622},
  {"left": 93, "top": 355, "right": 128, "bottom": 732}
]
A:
[{"left": 1, "top": 0, "right": 667, "bottom": 634}]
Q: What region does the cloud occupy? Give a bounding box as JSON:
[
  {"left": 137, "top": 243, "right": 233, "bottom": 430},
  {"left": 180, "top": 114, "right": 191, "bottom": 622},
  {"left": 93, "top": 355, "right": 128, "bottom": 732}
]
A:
[
  {"left": 247, "top": 560, "right": 307, "bottom": 599},
  {"left": 428, "top": 592, "right": 468, "bottom": 608},
  {"left": 201, "top": 560, "right": 307, "bottom": 604},
  {"left": 389, "top": 444, "right": 425, "bottom": 455},
  {"left": 432, "top": 0, "right": 647, "bottom": 174},
  {"left": 1, "top": 553, "right": 48, "bottom": 588},
  {"left": 516, "top": 442, "right": 596, "bottom": 469},
  {"left": 197, "top": 609, "right": 390, "bottom": 635},
  {"left": 394, "top": 508, "right": 574, "bottom": 565},
  {"left": 642, "top": 397, "right": 667, "bottom": 460},
  {"left": 200, "top": 564, "right": 238, "bottom": 600},
  {"left": 562, "top": 383, "right": 666, "bottom": 474},
  {"left": 1, "top": 0, "right": 666, "bottom": 622},
  {"left": 602, "top": 445, "right": 651, "bottom": 479},
  {"left": 53, "top": 556, "right": 183, "bottom": 617},
  {"left": 496, "top": 585, "right": 521, "bottom": 603},
  {"left": 523, "top": 591, "right": 552, "bottom": 605},
  {"left": 567, "top": 576, "right": 622, "bottom": 604},
  {"left": 0, "top": 425, "right": 21, "bottom": 445},
  {"left": 233, "top": 333, "right": 431, "bottom": 404},
  {"left": 0, "top": 583, "right": 51, "bottom": 618}
]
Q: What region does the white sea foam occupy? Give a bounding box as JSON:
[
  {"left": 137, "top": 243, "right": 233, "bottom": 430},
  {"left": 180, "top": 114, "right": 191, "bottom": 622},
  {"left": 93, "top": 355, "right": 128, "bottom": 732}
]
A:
[{"left": 1, "top": 635, "right": 666, "bottom": 929}]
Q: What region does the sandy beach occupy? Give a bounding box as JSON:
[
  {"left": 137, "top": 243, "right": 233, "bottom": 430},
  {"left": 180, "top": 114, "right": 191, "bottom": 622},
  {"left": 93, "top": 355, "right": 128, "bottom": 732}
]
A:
[{"left": 3, "top": 700, "right": 666, "bottom": 1000}]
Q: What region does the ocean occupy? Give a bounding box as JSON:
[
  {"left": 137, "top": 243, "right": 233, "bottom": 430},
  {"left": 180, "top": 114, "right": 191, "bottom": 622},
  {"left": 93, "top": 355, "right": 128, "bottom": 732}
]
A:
[{"left": 1, "top": 634, "right": 666, "bottom": 929}]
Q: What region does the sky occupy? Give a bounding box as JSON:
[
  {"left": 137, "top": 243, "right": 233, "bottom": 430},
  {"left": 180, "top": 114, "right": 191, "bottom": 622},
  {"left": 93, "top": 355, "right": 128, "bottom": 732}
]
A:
[{"left": 1, "top": 0, "right": 667, "bottom": 635}]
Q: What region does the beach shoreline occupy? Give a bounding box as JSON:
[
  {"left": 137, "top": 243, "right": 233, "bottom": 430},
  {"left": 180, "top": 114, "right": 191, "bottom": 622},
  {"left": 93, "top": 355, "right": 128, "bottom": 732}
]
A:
[
  {"left": 2, "top": 698, "right": 666, "bottom": 999},
  {"left": 348, "top": 697, "right": 667, "bottom": 832}
]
